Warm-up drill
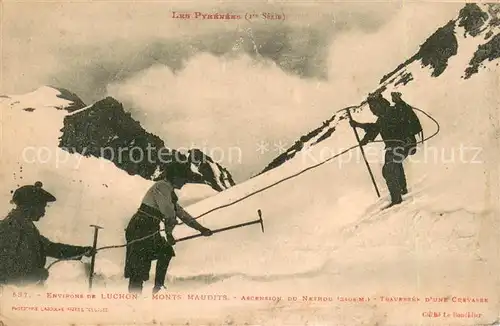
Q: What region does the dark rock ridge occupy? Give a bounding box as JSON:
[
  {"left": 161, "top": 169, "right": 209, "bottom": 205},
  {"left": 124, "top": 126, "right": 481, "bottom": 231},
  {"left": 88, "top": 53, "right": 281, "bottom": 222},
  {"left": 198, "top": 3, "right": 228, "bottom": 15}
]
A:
[
  {"left": 464, "top": 34, "right": 500, "bottom": 79},
  {"left": 458, "top": 4, "right": 489, "bottom": 38},
  {"left": 52, "top": 86, "right": 87, "bottom": 112},
  {"left": 261, "top": 4, "right": 498, "bottom": 175},
  {"left": 58, "top": 96, "right": 235, "bottom": 191}
]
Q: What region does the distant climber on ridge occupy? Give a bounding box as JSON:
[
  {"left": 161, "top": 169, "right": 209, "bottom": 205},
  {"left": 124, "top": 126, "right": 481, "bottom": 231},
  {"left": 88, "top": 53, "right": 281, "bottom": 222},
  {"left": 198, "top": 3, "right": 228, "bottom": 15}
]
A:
[{"left": 349, "top": 92, "right": 423, "bottom": 207}]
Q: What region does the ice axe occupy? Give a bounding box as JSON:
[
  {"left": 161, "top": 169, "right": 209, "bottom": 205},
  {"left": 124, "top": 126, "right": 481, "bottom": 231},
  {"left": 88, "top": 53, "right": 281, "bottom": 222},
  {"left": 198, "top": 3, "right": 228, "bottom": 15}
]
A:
[
  {"left": 176, "top": 209, "right": 265, "bottom": 242},
  {"left": 344, "top": 107, "right": 381, "bottom": 198},
  {"left": 88, "top": 224, "right": 103, "bottom": 290}
]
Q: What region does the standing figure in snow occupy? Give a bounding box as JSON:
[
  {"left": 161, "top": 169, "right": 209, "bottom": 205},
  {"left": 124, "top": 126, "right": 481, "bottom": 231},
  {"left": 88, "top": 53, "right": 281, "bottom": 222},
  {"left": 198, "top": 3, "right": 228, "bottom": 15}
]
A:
[
  {"left": 0, "top": 182, "right": 94, "bottom": 286},
  {"left": 350, "top": 93, "right": 422, "bottom": 207},
  {"left": 124, "top": 162, "right": 213, "bottom": 294}
]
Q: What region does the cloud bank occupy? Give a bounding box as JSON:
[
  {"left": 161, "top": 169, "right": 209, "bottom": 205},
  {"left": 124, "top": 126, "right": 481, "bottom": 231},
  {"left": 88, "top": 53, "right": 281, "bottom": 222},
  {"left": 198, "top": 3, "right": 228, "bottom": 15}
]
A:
[{"left": 2, "top": 2, "right": 461, "bottom": 180}]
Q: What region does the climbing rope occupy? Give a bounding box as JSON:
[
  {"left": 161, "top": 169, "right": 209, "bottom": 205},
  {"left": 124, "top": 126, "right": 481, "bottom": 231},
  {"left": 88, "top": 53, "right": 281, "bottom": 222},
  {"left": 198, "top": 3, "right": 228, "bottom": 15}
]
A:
[{"left": 46, "top": 106, "right": 441, "bottom": 270}]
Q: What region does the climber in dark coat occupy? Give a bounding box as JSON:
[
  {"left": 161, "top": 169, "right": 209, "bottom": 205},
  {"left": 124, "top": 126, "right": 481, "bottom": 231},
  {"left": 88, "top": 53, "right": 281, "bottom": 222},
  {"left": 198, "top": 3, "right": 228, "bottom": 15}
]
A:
[
  {"left": 0, "top": 182, "right": 94, "bottom": 286},
  {"left": 350, "top": 93, "right": 412, "bottom": 207},
  {"left": 124, "top": 162, "right": 213, "bottom": 294}
]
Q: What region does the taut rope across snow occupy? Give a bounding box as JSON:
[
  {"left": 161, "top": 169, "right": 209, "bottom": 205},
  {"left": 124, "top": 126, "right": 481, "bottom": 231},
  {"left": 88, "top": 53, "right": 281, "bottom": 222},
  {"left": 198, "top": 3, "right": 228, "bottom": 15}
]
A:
[{"left": 46, "top": 106, "right": 440, "bottom": 270}]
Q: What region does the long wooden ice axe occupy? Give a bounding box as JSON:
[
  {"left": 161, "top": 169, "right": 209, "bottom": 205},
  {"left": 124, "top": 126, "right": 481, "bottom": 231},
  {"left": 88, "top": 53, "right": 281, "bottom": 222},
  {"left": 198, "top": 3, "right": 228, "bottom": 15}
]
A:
[
  {"left": 88, "top": 224, "right": 103, "bottom": 290},
  {"left": 176, "top": 209, "right": 264, "bottom": 242},
  {"left": 345, "top": 108, "right": 381, "bottom": 198}
]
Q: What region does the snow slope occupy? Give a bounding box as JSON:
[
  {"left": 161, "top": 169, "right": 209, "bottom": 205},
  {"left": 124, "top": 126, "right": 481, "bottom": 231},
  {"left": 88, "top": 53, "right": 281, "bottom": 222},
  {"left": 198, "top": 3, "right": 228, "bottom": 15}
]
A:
[
  {"left": 1, "top": 4, "right": 500, "bottom": 326},
  {"left": 0, "top": 86, "right": 218, "bottom": 273},
  {"left": 8, "top": 56, "right": 497, "bottom": 326},
  {"left": 0, "top": 87, "right": 152, "bottom": 249},
  {"left": 262, "top": 3, "right": 500, "bottom": 175}
]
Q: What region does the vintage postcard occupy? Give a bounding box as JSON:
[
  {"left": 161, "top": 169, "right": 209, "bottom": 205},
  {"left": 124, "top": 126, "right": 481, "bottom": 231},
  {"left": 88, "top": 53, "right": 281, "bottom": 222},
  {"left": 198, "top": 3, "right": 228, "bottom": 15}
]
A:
[{"left": 0, "top": 1, "right": 499, "bottom": 325}]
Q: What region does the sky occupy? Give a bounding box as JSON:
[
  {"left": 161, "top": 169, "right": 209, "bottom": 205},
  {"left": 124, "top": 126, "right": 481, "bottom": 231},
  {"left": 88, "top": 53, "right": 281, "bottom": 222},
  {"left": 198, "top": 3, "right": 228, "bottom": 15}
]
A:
[{"left": 1, "top": 1, "right": 463, "bottom": 181}]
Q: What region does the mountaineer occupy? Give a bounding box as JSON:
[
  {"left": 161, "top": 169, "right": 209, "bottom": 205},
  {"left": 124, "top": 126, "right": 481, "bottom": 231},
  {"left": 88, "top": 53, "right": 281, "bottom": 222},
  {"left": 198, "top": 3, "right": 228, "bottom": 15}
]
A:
[
  {"left": 349, "top": 92, "right": 423, "bottom": 207},
  {"left": 0, "top": 182, "right": 94, "bottom": 286},
  {"left": 124, "top": 162, "right": 213, "bottom": 294}
]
